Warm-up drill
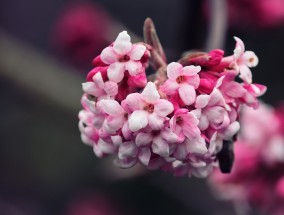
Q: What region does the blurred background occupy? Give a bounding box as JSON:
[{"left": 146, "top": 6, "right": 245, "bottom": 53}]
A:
[{"left": 1, "top": 0, "right": 284, "bottom": 214}]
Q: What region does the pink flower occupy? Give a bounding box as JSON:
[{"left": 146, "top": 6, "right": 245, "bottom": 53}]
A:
[
  {"left": 195, "top": 86, "right": 230, "bottom": 131},
  {"left": 232, "top": 37, "right": 259, "bottom": 84},
  {"left": 135, "top": 127, "right": 178, "bottom": 158},
  {"left": 100, "top": 31, "right": 147, "bottom": 83},
  {"left": 125, "top": 82, "right": 174, "bottom": 132},
  {"left": 99, "top": 99, "right": 131, "bottom": 139},
  {"left": 170, "top": 108, "right": 200, "bottom": 142},
  {"left": 82, "top": 72, "right": 118, "bottom": 100},
  {"left": 160, "top": 62, "right": 201, "bottom": 105}
]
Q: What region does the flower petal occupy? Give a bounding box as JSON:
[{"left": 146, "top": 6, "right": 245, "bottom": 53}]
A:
[
  {"left": 135, "top": 132, "right": 153, "bottom": 147},
  {"left": 182, "top": 113, "right": 201, "bottom": 140},
  {"left": 182, "top": 65, "right": 201, "bottom": 75},
  {"left": 167, "top": 62, "right": 183, "bottom": 80},
  {"left": 128, "top": 110, "right": 148, "bottom": 132},
  {"left": 138, "top": 147, "right": 151, "bottom": 166},
  {"left": 93, "top": 72, "right": 105, "bottom": 89},
  {"left": 100, "top": 99, "right": 124, "bottom": 115},
  {"left": 160, "top": 80, "right": 179, "bottom": 95},
  {"left": 234, "top": 36, "right": 245, "bottom": 58},
  {"left": 125, "top": 61, "right": 142, "bottom": 76},
  {"left": 141, "top": 82, "right": 160, "bottom": 103},
  {"left": 185, "top": 137, "right": 207, "bottom": 154},
  {"left": 148, "top": 113, "right": 165, "bottom": 130},
  {"left": 118, "top": 141, "right": 138, "bottom": 159},
  {"left": 223, "top": 82, "right": 246, "bottom": 98},
  {"left": 106, "top": 115, "right": 125, "bottom": 130},
  {"left": 179, "top": 84, "right": 196, "bottom": 105},
  {"left": 195, "top": 94, "right": 210, "bottom": 109},
  {"left": 129, "top": 44, "right": 146, "bottom": 60},
  {"left": 114, "top": 157, "right": 137, "bottom": 168},
  {"left": 154, "top": 99, "right": 174, "bottom": 117},
  {"left": 104, "top": 81, "right": 118, "bottom": 97},
  {"left": 124, "top": 93, "right": 144, "bottom": 111},
  {"left": 100, "top": 47, "right": 118, "bottom": 64},
  {"left": 198, "top": 114, "right": 209, "bottom": 131},
  {"left": 107, "top": 62, "right": 125, "bottom": 83},
  {"left": 239, "top": 65, "right": 252, "bottom": 84},
  {"left": 152, "top": 136, "right": 170, "bottom": 157},
  {"left": 243, "top": 51, "right": 258, "bottom": 67},
  {"left": 206, "top": 106, "right": 226, "bottom": 124},
  {"left": 113, "top": 31, "right": 132, "bottom": 55}
]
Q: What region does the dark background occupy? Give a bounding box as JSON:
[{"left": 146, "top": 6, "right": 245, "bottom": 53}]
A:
[{"left": 0, "top": 0, "right": 283, "bottom": 214}]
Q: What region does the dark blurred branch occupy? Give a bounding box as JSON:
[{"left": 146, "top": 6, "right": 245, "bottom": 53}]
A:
[
  {"left": 205, "top": 0, "right": 227, "bottom": 51},
  {"left": 0, "top": 30, "right": 84, "bottom": 112}
]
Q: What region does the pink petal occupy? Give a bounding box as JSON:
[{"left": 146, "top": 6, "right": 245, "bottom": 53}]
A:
[
  {"left": 100, "top": 99, "right": 124, "bottom": 115},
  {"left": 179, "top": 84, "right": 196, "bottom": 105},
  {"left": 141, "top": 82, "right": 160, "bottom": 103},
  {"left": 184, "top": 74, "right": 200, "bottom": 88},
  {"left": 239, "top": 65, "right": 252, "bottom": 84},
  {"left": 129, "top": 44, "right": 146, "bottom": 60},
  {"left": 182, "top": 113, "right": 201, "bottom": 140},
  {"left": 167, "top": 62, "right": 183, "bottom": 80},
  {"left": 113, "top": 31, "right": 132, "bottom": 55},
  {"left": 148, "top": 113, "right": 165, "bottom": 130},
  {"left": 118, "top": 141, "right": 138, "bottom": 159},
  {"left": 160, "top": 80, "right": 179, "bottom": 94},
  {"left": 135, "top": 132, "right": 153, "bottom": 147},
  {"left": 234, "top": 36, "right": 245, "bottom": 58},
  {"left": 195, "top": 95, "right": 210, "bottom": 109},
  {"left": 243, "top": 51, "right": 258, "bottom": 67},
  {"left": 160, "top": 128, "right": 179, "bottom": 143},
  {"left": 125, "top": 61, "right": 142, "bottom": 76},
  {"left": 185, "top": 137, "right": 207, "bottom": 154},
  {"left": 124, "top": 93, "right": 144, "bottom": 111},
  {"left": 128, "top": 110, "right": 148, "bottom": 132},
  {"left": 104, "top": 81, "right": 118, "bottom": 97},
  {"left": 114, "top": 157, "right": 137, "bottom": 168},
  {"left": 154, "top": 99, "right": 174, "bottom": 117},
  {"left": 198, "top": 115, "right": 209, "bottom": 131},
  {"left": 98, "top": 139, "right": 117, "bottom": 154},
  {"left": 208, "top": 88, "right": 224, "bottom": 106},
  {"left": 106, "top": 115, "right": 125, "bottom": 130},
  {"left": 93, "top": 72, "right": 105, "bottom": 89},
  {"left": 182, "top": 65, "right": 201, "bottom": 75},
  {"left": 100, "top": 47, "right": 118, "bottom": 64},
  {"left": 82, "top": 82, "right": 104, "bottom": 97},
  {"left": 206, "top": 106, "right": 226, "bottom": 124},
  {"left": 173, "top": 143, "right": 187, "bottom": 160},
  {"left": 111, "top": 135, "right": 122, "bottom": 147},
  {"left": 152, "top": 136, "right": 170, "bottom": 157},
  {"left": 122, "top": 121, "right": 132, "bottom": 140},
  {"left": 223, "top": 82, "right": 246, "bottom": 98},
  {"left": 138, "top": 147, "right": 151, "bottom": 166},
  {"left": 107, "top": 62, "right": 125, "bottom": 83},
  {"left": 222, "top": 121, "right": 240, "bottom": 140}
]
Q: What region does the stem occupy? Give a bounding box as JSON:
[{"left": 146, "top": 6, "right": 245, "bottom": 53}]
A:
[{"left": 205, "top": 0, "right": 227, "bottom": 51}]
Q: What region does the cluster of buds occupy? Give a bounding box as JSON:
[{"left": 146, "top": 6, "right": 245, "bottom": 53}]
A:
[
  {"left": 209, "top": 103, "right": 284, "bottom": 215},
  {"left": 78, "top": 18, "right": 266, "bottom": 178}
]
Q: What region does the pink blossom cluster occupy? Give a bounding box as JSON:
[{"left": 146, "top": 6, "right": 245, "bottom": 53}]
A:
[
  {"left": 209, "top": 103, "right": 284, "bottom": 215},
  {"left": 78, "top": 30, "right": 266, "bottom": 178}
]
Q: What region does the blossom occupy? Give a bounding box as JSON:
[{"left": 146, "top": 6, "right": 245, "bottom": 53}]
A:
[
  {"left": 232, "top": 37, "right": 259, "bottom": 84},
  {"left": 125, "top": 82, "right": 174, "bottom": 132},
  {"left": 100, "top": 31, "right": 147, "bottom": 83},
  {"left": 160, "top": 62, "right": 201, "bottom": 105},
  {"left": 82, "top": 72, "right": 118, "bottom": 100}
]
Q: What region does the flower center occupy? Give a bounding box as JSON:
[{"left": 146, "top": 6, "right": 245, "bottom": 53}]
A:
[
  {"left": 144, "top": 104, "right": 154, "bottom": 113},
  {"left": 249, "top": 57, "right": 254, "bottom": 63},
  {"left": 176, "top": 116, "right": 183, "bottom": 124},
  {"left": 124, "top": 113, "right": 128, "bottom": 118},
  {"left": 176, "top": 75, "right": 185, "bottom": 84},
  {"left": 87, "top": 94, "right": 97, "bottom": 102},
  {"left": 119, "top": 55, "right": 130, "bottom": 62}
]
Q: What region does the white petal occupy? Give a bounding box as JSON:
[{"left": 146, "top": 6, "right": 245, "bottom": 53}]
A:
[
  {"left": 113, "top": 31, "right": 132, "bottom": 55},
  {"left": 114, "top": 157, "right": 137, "bottom": 169},
  {"left": 125, "top": 61, "right": 142, "bottom": 76},
  {"left": 186, "top": 137, "right": 207, "bottom": 154},
  {"left": 124, "top": 93, "right": 144, "bottom": 111},
  {"left": 128, "top": 110, "right": 148, "bottom": 132},
  {"left": 107, "top": 62, "right": 125, "bottom": 83},
  {"left": 104, "top": 81, "right": 118, "bottom": 97},
  {"left": 100, "top": 99, "right": 124, "bottom": 115},
  {"left": 198, "top": 115, "right": 209, "bottom": 131},
  {"left": 138, "top": 147, "right": 151, "bottom": 166},
  {"left": 118, "top": 141, "right": 138, "bottom": 159},
  {"left": 148, "top": 113, "right": 164, "bottom": 130},
  {"left": 152, "top": 136, "right": 170, "bottom": 157},
  {"left": 135, "top": 132, "right": 153, "bottom": 147},
  {"left": 239, "top": 65, "right": 252, "bottom": 84},
  {"left": 82, "top": 82, "right": 104, "bottom": 97},
  {"left": 129, "top": 44, "right": 146, "bottom": 60},
  {"left": 93, "top": 72, "right": 105, "bottom": 89},
  {"left": 106, "top": 115, "right": 125, "bottom": 130},
  {"left": 233, "top": 36, "right": 245, "bottom": 58},
  {"left": 179, "top": 84, "right": 196, "bottom": 105},
  {"left": 222, "top": 121, "right": 240, "bottom": 140},
  {"left": 141, "top": 82, "right": 160, "bottom": 103},
  {"left": 100, "top": 47, "right": 118, "bottom": 64},
  {"left": 182, "top": 65, "right": 201, "bottom": 75},
  {"left": 195, "top": 94, "right": 210, "bottom": 109},
  {"left": 154, "top": 99, "right": 174, "bottom": 117},
  {"left": 111, "top": 135, "right": 122, "bottom": 147},
  {"left": 243, "top": 51, "right": 258, "bottom": 67},
  {"left": 167, "top": 62, "right": 183, "bottom": 80},
  {"left": 206, "top": 106, "right": 226, "bottom": 124}
]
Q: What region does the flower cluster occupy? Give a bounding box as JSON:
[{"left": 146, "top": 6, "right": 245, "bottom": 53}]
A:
[
  {"left": 78, "top": 28, "right": 266, "bottom": 178},
  {"left": 209, "top": 103, "right": 284, "bottom": 215}
]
